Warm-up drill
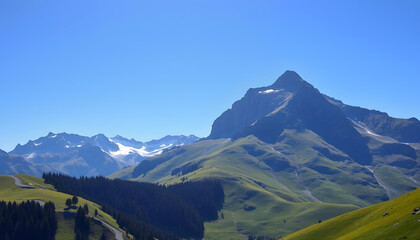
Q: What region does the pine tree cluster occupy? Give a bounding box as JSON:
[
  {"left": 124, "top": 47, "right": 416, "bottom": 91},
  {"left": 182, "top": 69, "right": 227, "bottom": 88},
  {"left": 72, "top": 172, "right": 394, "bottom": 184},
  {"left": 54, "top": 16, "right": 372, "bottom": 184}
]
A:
[{"left": 0, "top": 200, "right": 57, "bottom": 240}]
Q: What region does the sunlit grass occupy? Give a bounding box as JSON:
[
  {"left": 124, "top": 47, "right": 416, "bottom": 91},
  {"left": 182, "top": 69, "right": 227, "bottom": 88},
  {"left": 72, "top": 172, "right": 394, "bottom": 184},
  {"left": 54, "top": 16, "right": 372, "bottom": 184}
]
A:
[{"left": 282, "top": 188, "right": 420, "bottom": 240}]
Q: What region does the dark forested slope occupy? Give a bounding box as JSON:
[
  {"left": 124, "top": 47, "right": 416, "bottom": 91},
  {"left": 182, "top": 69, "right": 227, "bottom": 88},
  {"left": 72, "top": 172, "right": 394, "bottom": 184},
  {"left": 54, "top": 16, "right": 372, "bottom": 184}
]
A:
[{"left": 43, "top": 173, "right": 224, "bottom": 239}]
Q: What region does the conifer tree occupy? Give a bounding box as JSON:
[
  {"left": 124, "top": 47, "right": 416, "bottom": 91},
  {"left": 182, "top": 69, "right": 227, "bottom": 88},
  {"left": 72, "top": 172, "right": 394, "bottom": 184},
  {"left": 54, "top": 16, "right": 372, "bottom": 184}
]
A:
[
  {"left": 72, "top": 196, "right": 79, "bottom": 205},
  {"left": 83, "top": 203, "right": 89, "bottom": 214},
  {"left": 66, "top": 198, "right": 72, "bottom": 208}
]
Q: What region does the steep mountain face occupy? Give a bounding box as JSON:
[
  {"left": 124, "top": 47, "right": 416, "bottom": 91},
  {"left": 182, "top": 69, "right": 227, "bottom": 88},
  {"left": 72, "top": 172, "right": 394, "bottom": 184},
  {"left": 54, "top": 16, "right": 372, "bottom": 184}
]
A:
[
  {"left": 8, "top": 133, "right": 199, "bottom": 177},
  {"left": 208, "top": 71, "right": 305, "bottom": 139},
  {"left": 210, "top": 71, "right": 371, "bottom": 165},
  {"left": 111, "top": 71, "right": 420, "bottom": 238},
  {"left": 326, "top": 96, "right": 420, "bottom": 143}
]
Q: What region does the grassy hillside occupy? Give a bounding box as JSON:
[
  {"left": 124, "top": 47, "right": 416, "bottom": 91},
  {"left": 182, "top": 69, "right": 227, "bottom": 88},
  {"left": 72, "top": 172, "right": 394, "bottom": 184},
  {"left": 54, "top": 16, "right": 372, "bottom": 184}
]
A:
[
  {"left": 110, "top": 130, "right": 420, "bottom": 238},
  {"left": 0, "top": 175, "right": 126, "bottom": 240},
  {"left": 123, "top": 134, "right": 387, "bottom": 206},
  {"left": 202, "top": 176, "right": 357, "bottom": 239},
  {"left": 113, "top": 136, "right": 378, "bottom": 238},
  {"left": 282, "top": 187, "right": 420, "bottom": 240}
]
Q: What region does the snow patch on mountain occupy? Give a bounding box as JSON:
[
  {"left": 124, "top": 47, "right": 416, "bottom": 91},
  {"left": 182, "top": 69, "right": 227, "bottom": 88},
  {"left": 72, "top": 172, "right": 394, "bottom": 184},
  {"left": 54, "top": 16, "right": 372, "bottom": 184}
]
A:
[
  {"left": 107, "top": 136, "right": 195, "bottom": 166},
  {"left": 258, "top": 89, "right": 280, "bottom": 94},
  {"left": 109, "top": 142, "right": 163, "bottom": 158}
]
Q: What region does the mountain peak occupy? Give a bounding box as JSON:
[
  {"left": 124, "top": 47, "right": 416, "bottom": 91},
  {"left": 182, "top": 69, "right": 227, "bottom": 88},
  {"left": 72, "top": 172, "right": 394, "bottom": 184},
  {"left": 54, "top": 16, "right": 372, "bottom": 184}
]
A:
[
  {"left": 270, "top": 70, "right": 312, "bottom": 91},
  {"left": 92, "top": 133, "right": 108, "bottom": 139},
  {"left": 47, "top": 132, "right": 56, "bottom": 137}
]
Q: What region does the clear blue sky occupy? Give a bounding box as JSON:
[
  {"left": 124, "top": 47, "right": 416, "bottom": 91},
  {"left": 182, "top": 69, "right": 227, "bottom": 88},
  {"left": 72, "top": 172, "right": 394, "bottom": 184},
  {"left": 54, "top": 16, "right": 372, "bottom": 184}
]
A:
[{"left": 1, "top": 0, "right": 419, "bottom": 151}]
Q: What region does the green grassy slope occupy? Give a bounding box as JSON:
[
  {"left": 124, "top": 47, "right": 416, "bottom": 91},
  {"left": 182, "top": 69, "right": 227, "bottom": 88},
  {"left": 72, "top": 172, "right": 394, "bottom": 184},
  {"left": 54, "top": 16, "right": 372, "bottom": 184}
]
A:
[
  {"left": 282, "top": 187, "right": 420, "bottom": 240},
  {"left": 111, "top": 130, "right": 420, "bottom": 238},
  {"left": 123, "top": 134, "right": 387, "bottom": 206},
  {"left": 202, "top": 176, "right": 357, "bottom": 239},
  {"left": 109, "top": 164, "right": 137, "bottom": 180},
  {"left": 114, "top": 135, "right": 384, "bottom": 238},
  {"left": 0, "top": 175, "right": 127, "bottom": 240}
]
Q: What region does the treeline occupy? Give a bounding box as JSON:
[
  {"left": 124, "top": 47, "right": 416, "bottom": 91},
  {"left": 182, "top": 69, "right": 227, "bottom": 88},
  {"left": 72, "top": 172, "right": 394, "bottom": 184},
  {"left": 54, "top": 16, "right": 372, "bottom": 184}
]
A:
[
  {"left": 0, "top": 201, "right": 57, "bottom": 240},
  {"left": 43, "top": 173, "right": 224, "bottom": 239}
]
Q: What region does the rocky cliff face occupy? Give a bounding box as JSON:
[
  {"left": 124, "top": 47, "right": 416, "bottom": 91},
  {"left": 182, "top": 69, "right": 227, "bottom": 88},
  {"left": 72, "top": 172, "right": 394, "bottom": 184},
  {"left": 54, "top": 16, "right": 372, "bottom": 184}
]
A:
[{"left": 210, "top": 71, "right": 372, "bottom": 165}]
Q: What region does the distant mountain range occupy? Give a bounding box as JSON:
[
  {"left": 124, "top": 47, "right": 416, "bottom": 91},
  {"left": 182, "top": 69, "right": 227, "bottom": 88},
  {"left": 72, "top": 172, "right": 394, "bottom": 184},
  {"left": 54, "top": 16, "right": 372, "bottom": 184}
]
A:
[
  {"left": 112, "top": 71, "right": 420, "bottom": 238},
  {"left": 1, "top": 133, "right": 199, "bottom": 177}
]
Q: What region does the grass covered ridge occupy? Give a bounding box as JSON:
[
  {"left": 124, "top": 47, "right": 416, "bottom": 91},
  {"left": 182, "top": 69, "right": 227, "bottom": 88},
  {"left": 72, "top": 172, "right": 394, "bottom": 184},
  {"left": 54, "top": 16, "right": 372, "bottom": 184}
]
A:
[{"left": 282, "top": 187, "right": 420, "bottom": 240}]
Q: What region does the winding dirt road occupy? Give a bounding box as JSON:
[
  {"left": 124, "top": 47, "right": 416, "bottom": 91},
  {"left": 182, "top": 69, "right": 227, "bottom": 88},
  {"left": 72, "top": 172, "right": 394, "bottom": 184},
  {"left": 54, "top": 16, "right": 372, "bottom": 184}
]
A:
[
  {"left": 8, "top": 175, "right": 45, "bottom": 206},
  {"left": 9, "top": 175, "right": 34, "bottom": 188},
  {"left": 92, "top": 215, "right": 124, "bottom": 240}
]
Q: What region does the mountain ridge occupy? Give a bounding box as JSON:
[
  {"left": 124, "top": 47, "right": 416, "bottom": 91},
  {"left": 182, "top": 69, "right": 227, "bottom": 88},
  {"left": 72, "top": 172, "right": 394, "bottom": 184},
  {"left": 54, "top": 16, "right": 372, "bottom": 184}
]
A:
[{"left": 4, "top": 133, "right": 200, "bottom": 177}]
